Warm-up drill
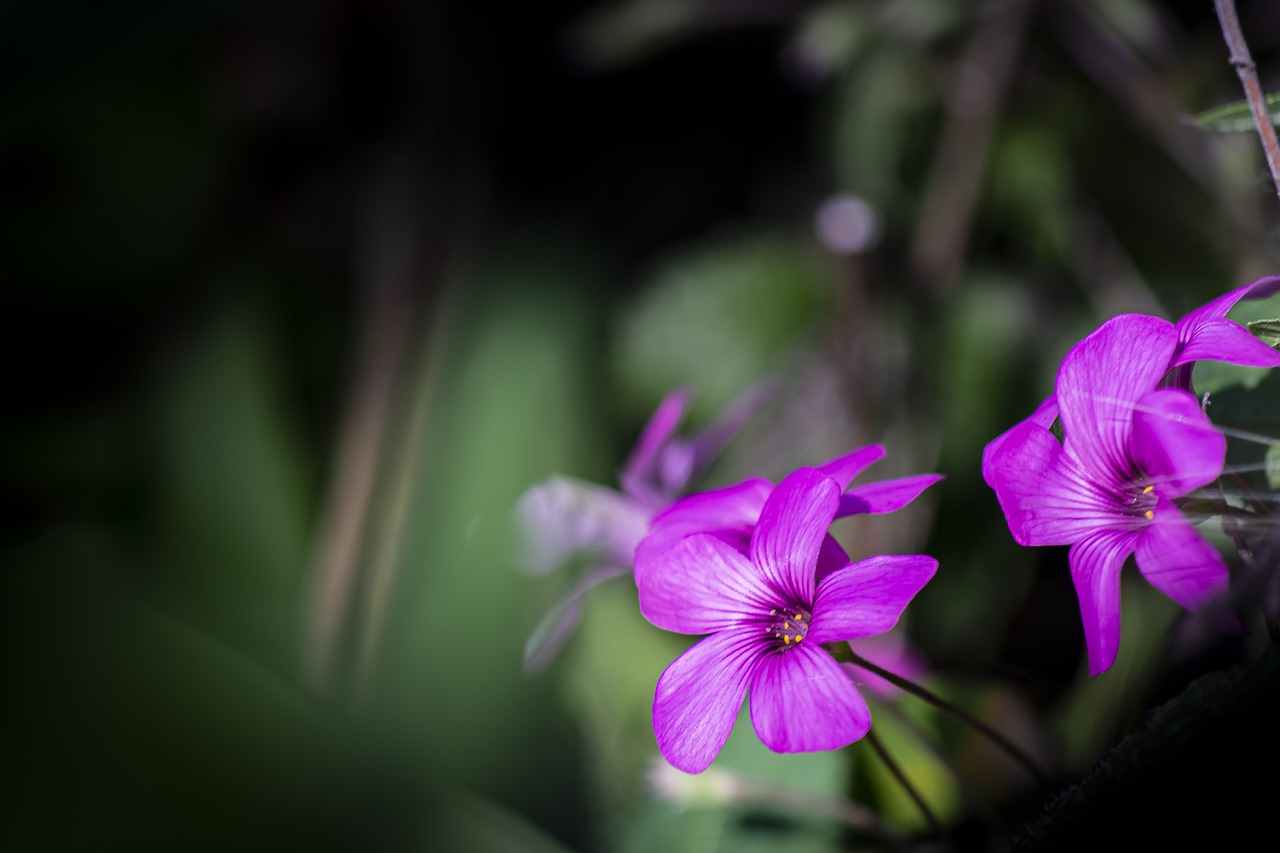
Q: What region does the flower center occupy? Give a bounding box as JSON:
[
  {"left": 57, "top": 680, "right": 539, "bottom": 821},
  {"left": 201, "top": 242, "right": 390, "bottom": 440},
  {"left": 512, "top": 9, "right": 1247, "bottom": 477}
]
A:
[
  {"left": 764, "top": 606, "right": 811, "bottom": 650},
  {"left": 1126, "top": 480, "right": 1157, "bottom": 522}
]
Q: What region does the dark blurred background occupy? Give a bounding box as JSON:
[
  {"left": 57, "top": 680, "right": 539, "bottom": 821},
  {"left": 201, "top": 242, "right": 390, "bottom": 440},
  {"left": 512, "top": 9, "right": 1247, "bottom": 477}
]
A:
[{"left": 4, "top": 0, "right": 1280, "bottom": 850}]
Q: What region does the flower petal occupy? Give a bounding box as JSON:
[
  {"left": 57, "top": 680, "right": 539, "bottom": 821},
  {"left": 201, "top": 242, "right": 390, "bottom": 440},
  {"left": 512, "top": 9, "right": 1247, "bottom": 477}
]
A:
[
  {"left": 838, "top": 474, "right": 944, "bottom": 517},
  {"left": 1134, "top": 502, "right": 1228, "bottom": 612},
  {"left": 984, "top": 421, "right": 1119, "bottom": 546},
  {"left": 749, "top": 643, "right": 870, "bottom": 753},
  {"left": 620, "top": 389, "right": 690, "bottom": 506},
  {"left": 1174, "top": 275, "right": 1280, "bottom": 346},
  {"left": 807, "top": 555, "right": 938, "bottom": 643},
  {"left": 634, "top": 478, "right": 772, "bottom": 575},
  {"left": 749, "top": 468, "right": 840, "bottom": 603},
  {"left": 1069, "top": 529, "right": 1139, "bottom": 676},
  {"left": 818, "top": 445, "right": 885, "bottom": 492},
  {"left": 514, "top": 475, "right": 650, "bottom": 575},
  {"left": 1056, "top": 314, "right": 1177, "bottom": 482},
  {"left": 1172, "top": 318, "right": 1280, "bottom": 369},
  {"left": 637, "top": 533, "right": 774, "bottom": 634},
  {"left": 1130, "top": 389, "right": 1225, "bottom": 498},
  {"left": 653, "top": 629, "right": 761, "bottom": 773},
  {"left": 813, "top": 533, "right": 852, "bottom": 584},
  {"left": 982, "top": 394, "right": 1060, "bottom": 490}
]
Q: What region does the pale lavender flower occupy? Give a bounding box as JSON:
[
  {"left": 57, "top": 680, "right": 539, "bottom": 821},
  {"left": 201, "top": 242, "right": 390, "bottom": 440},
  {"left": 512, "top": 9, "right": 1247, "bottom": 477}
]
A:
[
  {"left": 637, "top": 467, "right": 937, "bottom": 773},
  {"left": 515, "top": 385, "right": 771, "bottom": 671},
  {"left": 983, "top": 314, "right": 1229, "bottom": 675}
]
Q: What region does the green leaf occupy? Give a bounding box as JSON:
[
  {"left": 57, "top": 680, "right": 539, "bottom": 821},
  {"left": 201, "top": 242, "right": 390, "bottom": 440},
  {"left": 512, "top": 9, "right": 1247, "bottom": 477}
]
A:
[
  {"left": 1247, "top": 318, "right": 1280, "bottom": 349},
  {"left": 612, "top": 233, "right": 829, "bottom": 423},
  {"left": 1188, "top": 92, "right": 1280, "bottom": 132}
]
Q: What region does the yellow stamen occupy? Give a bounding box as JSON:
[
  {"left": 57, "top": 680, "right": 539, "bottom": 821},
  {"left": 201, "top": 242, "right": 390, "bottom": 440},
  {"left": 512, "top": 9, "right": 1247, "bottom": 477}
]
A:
[
  {"left": 783, "top": 635, "right": 792, "bottom": 645},
  {"left": 795, "top": 613, "right": 803, "bottom": 621},
  {"left": 1143, "top": 485, "right": 1154, "bottom": 494},
  {"left": 795, "top": 635, "right": 802, "bottom": 643},
  {"left": 1144, "top": 510, "right": 1154, "bottom": 520},
  {"left": 783, "top": 622, "right": 790, "bottom": 629}
]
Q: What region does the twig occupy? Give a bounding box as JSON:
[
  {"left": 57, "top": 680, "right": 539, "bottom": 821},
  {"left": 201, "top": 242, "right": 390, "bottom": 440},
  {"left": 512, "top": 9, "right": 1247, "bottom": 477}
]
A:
[
  {"left": 828, "top": 641, "right": 1055, "bottom": 788},
  {"left": 1214, "top": 0, "right": 1280, "bottom": 200}
]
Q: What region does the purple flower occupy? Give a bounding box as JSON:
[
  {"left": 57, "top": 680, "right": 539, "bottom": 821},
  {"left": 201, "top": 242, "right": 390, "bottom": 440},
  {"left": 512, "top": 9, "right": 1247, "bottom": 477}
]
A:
[
  {"left": 515, "top": 385, "right": 771, "bottom": 671},
  {"left": 983, "top": 276, "right": 1280, "bottom": 470},
  {"left": 983, "top": 314, "right": 1229, "bottom": 675},
  {"left": 637, "top": 467, "right": 938, "bottom": 774}
]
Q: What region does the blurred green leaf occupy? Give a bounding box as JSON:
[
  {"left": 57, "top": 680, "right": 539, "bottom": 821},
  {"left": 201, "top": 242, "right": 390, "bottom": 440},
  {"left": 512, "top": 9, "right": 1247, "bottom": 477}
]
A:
[
  {"left": 1049, "top": 578, "right": 1180, "bottom": 772},
  {"left": 1188, "top": 93, "right": 1280, "bottom": 133},
  {"left": 857, "top": 699, "right": 962, "bottom": 833},
  {"left": 151, "top": 305, "right": 311, "bottom": 669},
  {"left": 613, "top": 233, "right": 829, "bottom": 423}
]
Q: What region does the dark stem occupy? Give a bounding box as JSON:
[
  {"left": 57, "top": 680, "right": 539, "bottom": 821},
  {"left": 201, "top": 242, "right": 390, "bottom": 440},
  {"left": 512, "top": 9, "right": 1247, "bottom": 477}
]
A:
[
  {"left": 1217, "top": 478, "right": 1280, "bottom": 645},
  {"left": 1214, "top": 0, "right": 1280, "bottom": 200},
  {"left": 863, "top": 727, "right": 953, "bottom": 850},
  {"left": 827, "top": 641, "right": 1054, "bottom": 788}
]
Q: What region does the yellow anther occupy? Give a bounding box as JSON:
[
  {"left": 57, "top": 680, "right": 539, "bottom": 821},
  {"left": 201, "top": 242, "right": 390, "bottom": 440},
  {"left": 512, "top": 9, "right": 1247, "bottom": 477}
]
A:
[
  {"left": 783, "top": 635, "right": 792, "bottom": 645},
  {"left": 1143, "top": 485, "right": 1154, "bottom": 494},
  {"left": 1144, "top": 510, "right": 1154, "bottom": 520},
  {"left": 795, "top": 635, "right": 802, "bottom": 643},
  {"left": 795, "top": 613, "right": 803, "bottom": 621},
  {"left": 783, "top": 621, "right": 790, "bottom": 629}
]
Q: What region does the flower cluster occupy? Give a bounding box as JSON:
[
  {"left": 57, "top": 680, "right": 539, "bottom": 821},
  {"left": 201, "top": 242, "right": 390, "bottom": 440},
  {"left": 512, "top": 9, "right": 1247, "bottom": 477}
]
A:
[{"left": 515, "top": 275, "right": 1280, "bottom": 777}]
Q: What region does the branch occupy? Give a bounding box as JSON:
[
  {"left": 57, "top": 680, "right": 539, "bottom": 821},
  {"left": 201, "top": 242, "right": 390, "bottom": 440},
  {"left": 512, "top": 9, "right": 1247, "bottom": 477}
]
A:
[{"left": 1214, "top": 0, "right": 1280, "bottom": 200}]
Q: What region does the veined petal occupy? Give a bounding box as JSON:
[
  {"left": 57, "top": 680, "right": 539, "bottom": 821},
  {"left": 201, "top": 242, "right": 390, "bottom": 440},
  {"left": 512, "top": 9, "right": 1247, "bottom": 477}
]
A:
[
  {"left": 1175, "top": 275, "right": 1280, "bottom": 337},
  {"left": 1130, "top": 389, "right": 1225, "bottom": 498},
  {"left": 807, "top": 555, "right": 937, "bottom": 643},
  {"left": 1173, "top": 318, "right": 1280, "bottom": 369},
  {"left": 749, "top": 643, "right": 870, "bottom": 753},
  {"left": 985, "top": 422, "right": 1120, "bottom": 546},
  {"left": 982, "top": 395, "right": 1060, "bottom": 490},
  {"left": 637, "top": 533, "right": 774, "bottom": 634},
  {"left": 653, "top": 630, "right": 761, "bottom": 774},
  {"left": 1056, "top": 314, "right": 1177, "bottom": 482},
  {"left": 620, "top": 389, "right": 690, "bottom": 505},
  {"left": 838, "top": 474, "right": 944, "bottom": 517},
  {"left": 819, "top": 445, "right": 886, "bottom": 491},
  {"left": 1069, "top": 530, "right": 1139, "bottom": 676},
  {"left": 813, "top": 533, "right": 852, "bottom": 584},
  {"left": 1134, "top": 503, "right": 1228, "bottom": 612},
  {"left": 749, "top": 468, "right": 840, "bottom": 603},
  {"left": 635, "top": 478, "right": 772, "bottom": 577}
]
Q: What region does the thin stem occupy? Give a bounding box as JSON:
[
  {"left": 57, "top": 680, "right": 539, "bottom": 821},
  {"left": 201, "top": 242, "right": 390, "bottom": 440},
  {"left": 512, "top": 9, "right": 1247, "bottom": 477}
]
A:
[
  {"left": 1214, "top": 0, "right": 1280, "bottom": 200},
  {"left": 863, "top": 728, "right": 953, "bottom": 850},
  {"left": 827, "top": 641, "right": 1054, "bottom": 788}
]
